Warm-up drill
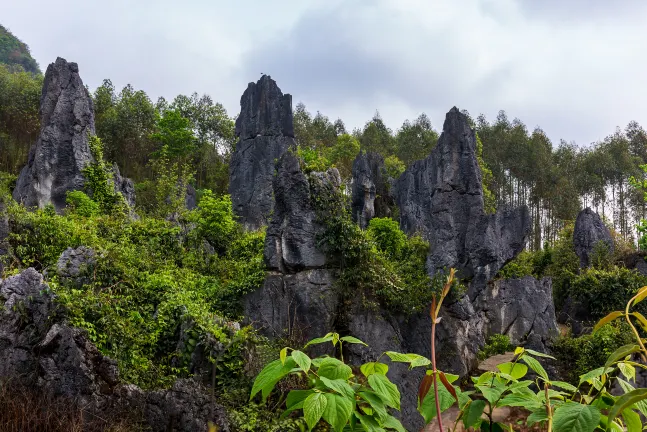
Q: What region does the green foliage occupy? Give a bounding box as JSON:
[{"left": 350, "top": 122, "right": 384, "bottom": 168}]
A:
[
  {"left": 477, "top": 334, "right": 514, "bottom": 361},
  {"left": 383, "top": 155, "right": 405, "bottom": 180},
  {"left": 0, "top": 64, "right": 42, "bottom": 173},
  {"left": 82, "top": 135, "right": 128, "bottom": 215},
  {"left": 366, "top": 218, "right": 406, "bottom": 259},
  {"left": 65, "top": 190, "right": 100, "bottom": 217},
  {"left": 552, "top": 322, "right": 635, "bottom": 385},
  {"left": 326, "top": 134, "right": 360, "bottom": 179},
  {"left": 496, "top": 250, "right": 536, "bottom": 279},
  {"left": 251, "top": 333, "right": 415, "bottom": 431},
  {"left": 297, "top": 146, "right": 331, "bottom": 174},
  {"left": 150, "top": 109, "right": 197, "bottom": 162},
  {"left": 0, "top": 25, "right": 40, "bottom": 74},
  {"left": 6, "top": 193, "right": 265, "bottom": 390},
  {"left": 310, "top": 182, "right": 436, "bottom": 314},
  {"left": 0, "top": 171, "right": 16, "bottom": 200},
  {"left": 187, "top": 191, "right": 237, "bottom": 252},
  {"left": 568, "top": 267, "right": 647, "bottom": 320},
  {"left": 475, "top": 133, "right": 496, "bottom": 214}
]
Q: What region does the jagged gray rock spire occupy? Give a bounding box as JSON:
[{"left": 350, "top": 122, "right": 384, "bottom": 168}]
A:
[
  {"left": 229, "top": 75, "right": 295, "bottom": 230},
  {"left": 12, "top": 57, "right": 135, "bottom": 212},
  {"left": 395, "top": 107, "right": 530, "bottom": 290},
  {"left": 573, "top": 207, "right": 614, "bottom": 268},
  {"left": 13, "top": 57, "right": 95, "bottom": 212},
  {"left": 351, "top": 151, "right": 394, "bottom": 228}
]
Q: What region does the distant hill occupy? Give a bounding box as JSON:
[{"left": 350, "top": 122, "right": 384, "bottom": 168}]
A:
[{"left": 0, "top": 24, "right": 40, "bottom": 75}]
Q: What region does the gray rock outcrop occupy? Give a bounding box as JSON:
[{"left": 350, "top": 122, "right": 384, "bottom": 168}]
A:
[
  {"left": 395, "top": 107, "right": 531, "bottom": 289},
  {"left": 112, "top": 163, "right": 136, "bottom": 208},
  {"left": 0, "top": 268, "right": 230, "bottom": 431},
  {"left": 229, "top": 75, "right": 295, "bottom": 230},
  {"left": 351, "top": 151, "right": 394, "bottom": 228},
  {"left": 12, "top": 57, "right": 135, "bottom": 213},
  {"left": 573, "top": 207, "right": 614, "bottom": 268},
  {"left": 56, "top": 246, "right": 96, "bottom": 286},
  {"left": 0, "top": 201, "right": 8, "bottom": 274},
  {"left": 13, "top": 58, "right": 95, "bottom": 212},
  {"left": 264, "top": 152, "right": 340, "bottom": 273}
]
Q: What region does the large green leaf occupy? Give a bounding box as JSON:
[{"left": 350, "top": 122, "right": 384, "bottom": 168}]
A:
[
  {"left": 418, "top": 382, "right": 455, "bottom": 423},
  {"left": 319, "top": 376, "right": 355, "bottom": 399},
  {"left": 355, "top": 412, "right": 384, "bottom": 432},
  {"left": 552, "top": 401, "right": 601, "bottom": 432},
  {"left": 607, "top": 389, "right": 647, "bottom": 430},
  {"left": 340, "top": 336, "right": 368, "bottom": 346},
  {"left": 593, "top": 311, "right": 624, "bottom": 334},
  {"left": 304, "top": 335, "right": 334, "bottom": 348},
  {"left": 618, "top": 362, "right": 636, "bottom": 383},
  {"left": 622, "top": 408, "right": 641, "bottom": 432},
  {"left": 463, "top": 400, "right": 486, "bottom": 428},
  {"left": 496, "top": 362, "right": 528, "bottom": 380},
  {"left": 523, "top": 349, "right": 556, "bottom": 359},
  {"left": 498, "top": 393, "right": 543, "bottom": 410},
  {"left": 476, "top": 384, "right": 505, "bottom": 405},
  {"left": 319, "top": 358, "right": 353, "bottom": 380},
  {"left": 579, "top": 367, "right": 614, "bottom": 386},
  {"left": 551, "top": 381, "right": 578, "bottom": 393},
  {"left": 291, "top": 350, "right": 312, "bottom": 373},
  {"left": 521, "top": 356, "right": 548, "bottom": 381},
  {"left": 250, "top": 357, "right": 296, "bottom": 402},
  {"left": 368, "top": 374, "right": 401, "bottom": 410},
  {"left": 616, "top": 378, "right": 647, "bottom": 418},
  {"left": 361, "top": 362, "right": 389, "bottom": 377},
  {"left": 603, "top": 344, "right": 642, "bottom": 369},
  {"left": 322, "top": 392, "right": 353, "bottom": 432},
  {"left": 359, "top": 391, "right": 388, "bottom": 421},
  {"left": 526, "top": 407, "right": 549, "bottom": 426},
  {"left": 287, "top": 389, "right": 314, "bottom": 408},
  {"left": 304, "top": 392, "right": 328, "bottom": 431},
  {"left": 382, "top": 415, "right": 406, "bottom": 432},
  {"left": 384, "top": 351, "right": 431, "bottom": 368},
  {"left": 632, "top": 286, "right": 647, "bottom": 306}
]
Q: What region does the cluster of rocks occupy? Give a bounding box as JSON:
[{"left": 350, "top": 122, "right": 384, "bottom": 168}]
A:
[
  {"left": 0, "top": 268, "right": 230, "bottom": 431},
  {"left": 240, "top": 98, "right": 558, "bottom": 431}
]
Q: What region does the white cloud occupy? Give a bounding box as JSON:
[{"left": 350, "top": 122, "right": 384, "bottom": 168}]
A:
[{"left": 4, "top": 0, "right": 647, "bottom": 145}]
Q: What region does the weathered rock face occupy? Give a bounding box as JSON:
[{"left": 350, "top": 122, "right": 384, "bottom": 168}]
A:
[
  {"left": 0, "top": 201, "right": 8, "bottom": 274},
  {"left": 112, "top": 163, "right": 136, "bottom": 208},
  {"left": 573, "top": 207, "right": 614, "bottom": 268},
  {"left": 12, "top": 57, "right": 135, "bottom": 213},
  {"left": 395, "top": 107, "right": 531, "bottom": 288},
  {"left": 351, "top": 151, "right": 394, "bottom": 228},
  {"left": 264, "top": 152, "right": 340, "bottom": 273},
  {"left": 185, "top": 183, "right": 197, "bottom": 210},
  {"left": 13, "top": 58, "right": 95, "bottom": 212},
  {"left": 0, "top": 268, "right": 231, "bottom": 431},
  {"left": 56, "top": 246, "right": 96, "bottom": 286},
  {"left": 229, "top": 75, "right": 295, "bottom": 230}
]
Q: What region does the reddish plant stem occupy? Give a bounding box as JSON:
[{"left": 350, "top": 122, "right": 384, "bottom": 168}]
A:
[{"left": 431, "top": 301, "right": 444, "bottom": 432}]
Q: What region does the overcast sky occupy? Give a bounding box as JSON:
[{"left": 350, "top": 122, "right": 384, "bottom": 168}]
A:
[{"left": 4, "top": 0, "right": 647, "bottom": 146}]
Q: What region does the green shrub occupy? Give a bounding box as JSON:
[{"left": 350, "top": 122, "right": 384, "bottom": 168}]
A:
[
  {"left": 188, "top": 191, "right": 237, "bottom": 252},
  {"left": 568, "top": 266, "right": 647, "bottom": 320},
  {"left": 552, "top": 322, "right": 635, "bottom": 384},
  {"left": 83, "top": 135, "right": 127, "bottom": 215},
  {"left": 297, "top": 146, "right": 330, "bottom": 173},
  {"left": 65, "top": 190, "right": 100, "bottom": 217},
  {"left": 477, "top": 334, "right": 514, "bottom": 360},
  {"left": 496, "top": 250, "right": 535, "bottom": 279},
  {"left": 367, "top": 217, "right": 406, "bottom": 258}
]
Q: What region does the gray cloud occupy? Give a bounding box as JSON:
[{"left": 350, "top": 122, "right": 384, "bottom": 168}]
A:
[{"left": 4, "top": 0, "right": 647, "bottom": 147}]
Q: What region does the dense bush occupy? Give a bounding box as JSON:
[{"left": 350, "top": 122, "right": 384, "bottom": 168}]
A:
[
  {"left": 5, "top": 190, "right": 265, "bottom": 390},
  {"left": 552, "top": 322, "right": 635, "bottom": 384},
  {"left": 477, "top": 334, "right": 514, "bottom": 361}
]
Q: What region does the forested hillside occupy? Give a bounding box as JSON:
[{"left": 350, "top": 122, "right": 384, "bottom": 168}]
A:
[{"left": 0, "top": 24, "right": 40, "bottom": 74}]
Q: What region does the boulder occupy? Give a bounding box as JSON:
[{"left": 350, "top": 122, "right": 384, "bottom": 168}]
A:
[
  {"left": 229, "top": 75, "right": 295, "bottom": 230},
  {"left": 12, "top": 57, "right": 134, "bottom": 213},
  {"left": 0, "top": 268, "right": 231, "bottom": 431},
  {"left": 56, "top": 246, "right": 96, "bottom": 286},
  {"left": 351, "top": 151, "right": 394, "bottom": 228},
  {"left": 573, "top": 207, "right": 614, "bottom": 268}
]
